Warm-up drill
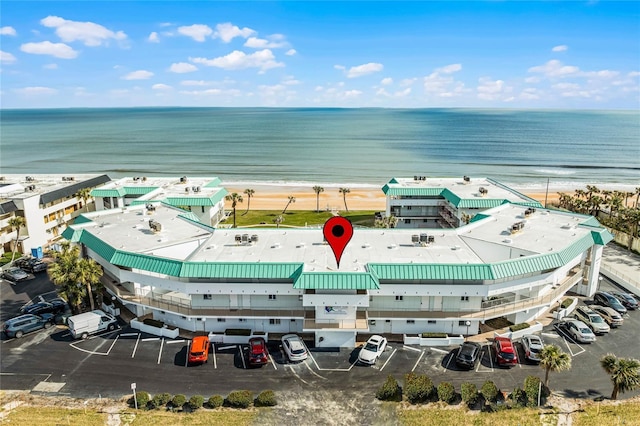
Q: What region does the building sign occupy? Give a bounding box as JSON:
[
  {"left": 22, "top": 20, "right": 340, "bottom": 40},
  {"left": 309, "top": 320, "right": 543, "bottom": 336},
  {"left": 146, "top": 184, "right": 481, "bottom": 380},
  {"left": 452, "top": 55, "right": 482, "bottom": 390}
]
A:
[{"left": 324, "top": 306, "right": 348, "bottom": 315}]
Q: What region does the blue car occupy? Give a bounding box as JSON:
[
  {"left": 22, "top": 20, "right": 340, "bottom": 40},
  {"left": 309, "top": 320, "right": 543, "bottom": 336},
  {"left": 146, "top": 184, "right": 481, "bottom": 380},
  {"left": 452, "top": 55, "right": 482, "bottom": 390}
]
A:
[{"left": 3, "top": 314, "right": 54, "bottom": 338}]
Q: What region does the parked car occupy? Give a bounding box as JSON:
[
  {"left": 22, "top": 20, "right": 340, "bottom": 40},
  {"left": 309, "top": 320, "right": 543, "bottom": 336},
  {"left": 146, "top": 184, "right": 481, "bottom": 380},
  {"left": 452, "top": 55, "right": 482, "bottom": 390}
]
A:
[
  {"left": 1, "top": 267, "right": 29, "bottom": 283},
  {"left": 574, "top": 305, "right": 610, "bottom": 335},
  {"left": 248, "top": 337, "right": 269, "bottom": 366},
  {"left": 20, "top": 299, "right": 67, "bottom": 316},
  {"left": 594, "top": 291, "right": 627, "bottom": 314},
  {"left": 493, "top": 336, "right": 518, "bottom": 368},
  {"left": 358, "top": 335, "right": 388, "bottom": 365},
  {"left": 14, "top": 257, "right": 48, "bottom": 273},
  {"left": 521, "top": 334, "right": 544, "bottom": 363},
  {"left": 3, "top": 314, "right": 54, "bottom": 338},
  {"left": 281, "top": 334, "right": 308, "bottom": 362},
  {"left": 591, "top": 305, "right": 624, "bottom": 327},
  {"left": 609, "top": 291, "right": 639, "bottom": 310},
  {"left": 188, "top": 336, "right": 210, "bottom": 365},
  {"left": 559, "top": 318, "right": 596, "bottom": 343},
  {"left": 455, "top": 341, "right": 481, "bottom": 369}
]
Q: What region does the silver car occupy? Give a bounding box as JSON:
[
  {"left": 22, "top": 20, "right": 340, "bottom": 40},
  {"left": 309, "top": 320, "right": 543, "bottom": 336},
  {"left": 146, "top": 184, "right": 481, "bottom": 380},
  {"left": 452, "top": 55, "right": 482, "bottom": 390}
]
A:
[
  {"left": 574, "top": 306, "right": 610, "bottom": 335},
  {"left": 559, "top": 318, "right": 596, "bottom": 343},
  {"left": 521, "top": 334, "right": 544, "bottom": 362},
  {"left": 281, "top": 334, "right": 308, "bottom": 362},
  {"left": 591, "top": 305, "right": 624, "bottom": 327}
]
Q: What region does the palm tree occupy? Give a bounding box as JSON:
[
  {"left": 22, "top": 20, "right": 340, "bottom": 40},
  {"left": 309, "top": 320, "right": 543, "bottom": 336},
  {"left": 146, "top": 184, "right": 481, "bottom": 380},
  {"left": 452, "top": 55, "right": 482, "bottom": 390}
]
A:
[
  {"left": 224, "top": 193, "right": 243, "bottom": 228},
  {"left": 374, "top": 215, "right": 398, "bottom": 229},
  {"left": 273, "top": 215, "right": 284, "bottom": 229},
  {"left": 635, "top": 187, "right": 640, "bottom": 208},
  {"left": 8, "top": 216, "right": 26, "bottom": 264},
  {"left": 48, "top": 244, "right": 86, "bottom": 313},
  {"left": 76, "top": 187, "right": 93, "bottom": 213},
  {"left": 242, "top": 189, "right": 255, "bottom": 216},
  {"left": 313, "top": 186, "right": 324, "bottom": 213},
  {"left": 339, "top": 187, "right": 351, "bottom": 212},
  {"left": 76, "top": 257, "right": 104, "bottom": 311},
  {"left": 539, "top": 344, "right": 572, "bottom": 387},
  {"left": 282, "top": 196, "right": 296, "bottom": 214},
  {"left": 600, "top": 354, "right": 640, "bottom": 400}
]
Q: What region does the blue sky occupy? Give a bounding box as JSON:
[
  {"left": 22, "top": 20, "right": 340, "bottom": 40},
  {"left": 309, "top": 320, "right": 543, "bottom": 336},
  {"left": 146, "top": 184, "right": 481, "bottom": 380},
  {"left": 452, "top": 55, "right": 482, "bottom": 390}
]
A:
[{"left": 1, "top": 1, "right": 638, "bottom": 108}]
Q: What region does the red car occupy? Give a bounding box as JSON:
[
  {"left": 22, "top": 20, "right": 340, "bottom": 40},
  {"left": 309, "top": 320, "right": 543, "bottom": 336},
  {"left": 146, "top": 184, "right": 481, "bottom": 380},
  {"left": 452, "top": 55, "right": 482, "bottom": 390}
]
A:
[
  {"left": 248, "top": 337, "right": 269, "bottom": 366},
  {"left": 493, "top": 336, "right": 518, "bottom": 368}
]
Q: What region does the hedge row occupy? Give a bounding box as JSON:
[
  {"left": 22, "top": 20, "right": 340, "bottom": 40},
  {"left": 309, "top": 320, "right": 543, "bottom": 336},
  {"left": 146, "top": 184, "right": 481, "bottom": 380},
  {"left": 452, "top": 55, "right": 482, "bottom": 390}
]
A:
[
  {"left": 509, "top": 322, "right": 531, "bottom": 332},
  {"left": 561, "top": 298, "right": 575, "bottom": 309},
  {"left": 130, "top": 390, "right": 277, "bottom": 410},
  {"left": 376, "top": 375, "right": 549, "bottom": 409}
]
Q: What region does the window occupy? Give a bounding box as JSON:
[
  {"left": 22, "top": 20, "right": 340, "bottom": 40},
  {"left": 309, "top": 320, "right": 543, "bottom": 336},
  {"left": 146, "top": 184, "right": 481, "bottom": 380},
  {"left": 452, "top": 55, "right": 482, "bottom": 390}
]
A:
[
  {"left": 239, "top": 318, "right": 246, "bottom": 322},
  {"left": 458, "top": 320, "right": 467, "bottom": 326},
  {"left": 385, "top": 320, "right": 391, "bottom": 323},
  {"left": 269, "top": 319, "right": 281, "bottom": 325},
  {"left": 428, "top": 320, "right": 436, "bottom": 324},
  {"left": 201, "top": 206, "right": 205, "bottom": 213},
  {"left": 395, "top": 295, "right": 404, "bottom": 301},
  {"left": 423, "top": 219, "right": 429, "bottom": 223},
  {"left": 217, "top": 318, "right": 226, "bottom": 323},
  {"left": 406, "top": 320, "right": 415, "bottom": 324},
  {"left": 203, "top": 294, "right": 212, "bottom": 300},
  {"left": 460, "top": 296, "right": 469, "bottom": 301},
  {"left": 407, "top": 205, "right": 412, "bottom": 210},
  {"left": 404, "top": 219, "right": 411, "bottom": 224},
  {"left": 268, "top": 294, "right": 277, "bottom": 300}
]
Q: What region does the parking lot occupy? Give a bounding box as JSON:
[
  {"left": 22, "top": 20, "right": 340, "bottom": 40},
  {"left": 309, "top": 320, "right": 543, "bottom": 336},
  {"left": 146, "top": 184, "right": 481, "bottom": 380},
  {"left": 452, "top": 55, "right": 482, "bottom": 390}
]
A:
[{"left": 1, "top": 274, "right": 639, "bottom": 400}]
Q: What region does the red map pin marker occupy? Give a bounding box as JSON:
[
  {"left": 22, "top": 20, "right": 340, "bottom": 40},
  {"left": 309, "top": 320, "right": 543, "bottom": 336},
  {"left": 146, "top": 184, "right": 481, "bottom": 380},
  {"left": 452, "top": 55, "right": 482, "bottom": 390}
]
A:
[{"left": 323, "top": 216, "right": 354, "bottom": 269}]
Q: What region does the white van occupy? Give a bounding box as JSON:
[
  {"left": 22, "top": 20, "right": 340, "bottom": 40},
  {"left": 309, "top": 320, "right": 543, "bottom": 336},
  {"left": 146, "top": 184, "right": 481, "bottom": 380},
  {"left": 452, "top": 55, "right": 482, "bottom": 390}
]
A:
[{"left": 67, "top": 310, "right": 119, "bottom": 339}]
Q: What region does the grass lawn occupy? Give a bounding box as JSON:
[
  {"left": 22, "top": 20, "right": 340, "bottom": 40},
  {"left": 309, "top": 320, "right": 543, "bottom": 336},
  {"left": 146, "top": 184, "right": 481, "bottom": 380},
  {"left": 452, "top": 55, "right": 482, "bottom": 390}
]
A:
[
  {"left": 4, "top": 406, "right": 107, "bottom": 426},
  {"left": 573, "top": 401, "right": 640, "bottom": 425},
  {"left": 221, "top": 210, "right": 378, "bottom": 228},
  {"left": 399, "top": 407, "right": 552, "bottom": 426}
]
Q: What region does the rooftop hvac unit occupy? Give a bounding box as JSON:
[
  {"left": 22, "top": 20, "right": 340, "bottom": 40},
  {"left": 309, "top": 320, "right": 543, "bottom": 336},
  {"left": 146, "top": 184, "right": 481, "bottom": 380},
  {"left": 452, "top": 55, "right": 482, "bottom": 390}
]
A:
[
  {"left": 235, "top": 234, "right": 242, "bottom": 243},
  {"left": 463, "top": 176, "right": 471, "bottom": 183},
  {"left": 428, "top": 235, "right": 435, "bottom": 243},
  {"left": 149, "top": 219, "right": 162, "bottom": 232},
  {"left": 511, "top": 221, "right": 525, "bottom": 233},
  {"left": 241, "top": 234, "right": 249, "bottom": 242},
  {"left": 26, "top": 185, "right": 36, "bottom": 191},
  {"left": 145, "top": 204, "right": 156, "bottom": 212},
  {"left": 250, "top": 234, "right": 259, "bottom": 242},
  {"left": 142, "top": 176, "right": 147, "bottom": 182},
  {"left": 524, "top": 207, "right": 537, "bottom": 217},
  {"left": 411, "top": 234, "right": 420, "bottom": 243},
  {"left": 180, "top": 176, "right": 188, "bottom": 183},
  {"left": 479, "top": 187, "right": 488, "bottom": 196},
  {"left": 133, "top": 176, "right": 140, "bottom": 182},
  {"left": 185, "top": 187, "right": 191, "bottom": 193},
  {"left": 25, "top": 176, "right": 34, "bottom": 182},
  {"left": 419, "top": 233, "right": 428, "bottom": 243}
]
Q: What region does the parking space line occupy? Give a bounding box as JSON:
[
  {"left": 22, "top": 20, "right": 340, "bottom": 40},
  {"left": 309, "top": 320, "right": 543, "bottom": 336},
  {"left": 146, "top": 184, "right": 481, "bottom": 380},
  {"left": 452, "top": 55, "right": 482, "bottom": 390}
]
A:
[
  {"left": 141, "top": 337, "right": 159, "bottom": 342},
  {"left": 165, "top": 339, "right": 185, "bottom": 344},
  {"left": 185, "top": 340, "right": 190, "bottom": 367},
  {"left": 105, "top": 335, "right": 119, "bottom": 356},
  {"left": 430, "top": 347, "right": 449, "bottom": 354},
  {"left": 218, "top": 345, "right": 235, "bottom": 350},
  {"left": 379, "top": 348, "right": 397, "bottom": 372},
  {"left": 443, "top": 352, "right": 454, "bottom": 372},
  {"left": 157, "top": 338, "right": 164, "bottom": 364},
  {"left": 308, "top": 351, "right": 320, "bottom": 370},
  {"left": 212, "top": 342, "right": 216, "bottom": 369},
  {"left": 120, "top": 333, "right": 138, "bottom": 337},
  {"left": 269, "top": 354, "right": 277, "bottom": 370},
  {"left": 412, "top": 350, "right": 425, "bottom": 372},
  {"left": 304, "top": 361, "right": 328, "bottom": 380},
  {"left": 403, "top": 345, "right": 421, "bottom": 352},
  {"left": 239, "top": 345, "right": 247, "bottom": 369},
  {"left": 285, "top": 364, "right": 310, "bottom": 385},
  {"left": 131, "top": 333, "right": 141, "bottom": 358}
]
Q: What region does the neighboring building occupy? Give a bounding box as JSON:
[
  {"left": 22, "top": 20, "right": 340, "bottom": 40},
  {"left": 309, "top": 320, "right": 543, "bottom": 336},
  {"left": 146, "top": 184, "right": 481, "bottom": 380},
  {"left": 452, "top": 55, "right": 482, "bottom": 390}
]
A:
[
  {"left": 0, "top": 174, "right": 110, "bottom": 257},
  {"left": 382, "top": 176, "right": 542, "bottom": 228},
  {"left": 62, "top": 177, "right": 612, "bottom": 348},
  {"left": 90, "top": 176, "right": 228, "bottom": 227}
]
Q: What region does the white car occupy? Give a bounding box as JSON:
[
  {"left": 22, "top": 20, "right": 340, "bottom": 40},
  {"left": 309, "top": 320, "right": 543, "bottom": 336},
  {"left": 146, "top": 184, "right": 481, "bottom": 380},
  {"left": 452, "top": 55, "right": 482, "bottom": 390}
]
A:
[
  {"left": 281, "top": 334, "right": 308, "bottom": 362},
  {"left": 358, "top": 335, "right": 388, "bottom": 365},
  {"left": 521, "top": 334, "right": 544, "bottom": 362},
  {"left": 559, "top": 318, "right": 596, "bottom": 343},
  {"left": 591, "top": 305, "right": 624, "bottom": 328}
]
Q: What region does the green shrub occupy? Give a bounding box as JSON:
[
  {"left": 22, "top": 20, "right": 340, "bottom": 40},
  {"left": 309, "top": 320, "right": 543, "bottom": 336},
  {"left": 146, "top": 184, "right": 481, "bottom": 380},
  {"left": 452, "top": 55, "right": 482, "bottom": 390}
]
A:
[
  {"left": 420, "top": 332, "right": 448, "bottom": 338},
  {"left": 437, "top": 382, "right": 456, "bottom": 404},
  {"left": 509, "top": 387, "right": 526, "bottom": 408},
  {"left": 130, "top": 391, "right": 149, "bottom": 409},
  {"left": 375, "top": 375, "right": 401, "bottom": 401},
  {"left": 171, "top": 394, "right": 186, "bottom": 410},
  {"left": 523, "top": 375, "right": 548, "bottom": 407},
  {"left": 150, "top": 393, "right": 171, "bottom": 409},
  {"left": 188, "top": 395, "right": 204, "bottom": 410},
  {"left": 561, "top": 298, "right": 574, "bottom": 309},
  {"left": 224, "top": 328, "right": 252, "bottom": 336},
  {"left": 509, "top": 322, "right": 531, "bottom": 332},
  {"left": 207, "top": 395, "right": 224, "bottom": 409},
  {"left": 461, "top": 382, "right": 478, "bottom": 407},
  {"left": 481, "top": 380, "right": 499, "bottom": 403},
  {"left": 255, "top": 390, "right": 277, "bottom": 407},
  {"left": 143, "top": 318, "right": 164, "bottom": 328},
  {"left": 404, "top": 373, "right": 435, "bottom": 404},
  {"left": 226, "top": 390, "right": 253, "bottom": 408}
]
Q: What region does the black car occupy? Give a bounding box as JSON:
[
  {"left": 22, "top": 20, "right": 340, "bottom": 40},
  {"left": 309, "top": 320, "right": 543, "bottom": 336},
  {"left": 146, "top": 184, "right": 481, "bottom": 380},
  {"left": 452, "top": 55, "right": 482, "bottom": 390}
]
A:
[
  {"left": 594, "top": 291, "right": 627, "bottom": 314},
  {"left": 14, "top": 257, "right": 48, "bottom": 273},
  {"left": 20, "top": 299, "right": 67, "bottom": 316},
  {"left": 455, "top": 341, "right": 481, "bottom": 369},
  {"left": 610, "top": 291, "right": 639, "bottom": 310}
]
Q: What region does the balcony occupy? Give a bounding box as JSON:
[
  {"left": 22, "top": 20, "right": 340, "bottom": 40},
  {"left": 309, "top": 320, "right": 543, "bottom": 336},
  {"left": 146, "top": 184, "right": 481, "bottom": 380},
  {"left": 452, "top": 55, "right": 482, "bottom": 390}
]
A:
[{"left": 303, "top": 310, "right": 369, "bottom": 330}]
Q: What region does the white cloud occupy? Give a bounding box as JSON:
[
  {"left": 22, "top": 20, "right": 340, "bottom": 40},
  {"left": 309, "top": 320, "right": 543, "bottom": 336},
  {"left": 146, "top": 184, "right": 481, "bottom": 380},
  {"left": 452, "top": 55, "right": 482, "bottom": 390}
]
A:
[
  {"left": 213, "top": 22, "right": 256, "bottom": 43},
  {"left": 381, "top": 77, "right": 393, "bottom": 85},
  {"left": 14, "top": 86, "right": 58, "bottom": 95},
  {"left": 191, "top": 49, "right": 283, "bottom": 72},
  {"left": 40, "top": 15, "right": 126, "bottom": 46},
  {"left": 528, "top": 60, "right": 579, "bottom": 78},
  {"left": 179, "top": 88, "right": 242, "bottom": 97},
  {"left": 400, "top": 78, "right": 417, "bottom": 87},
  {"left": 436, "top": 63, "right": 462, "bottom": 74},
  {"left": 423, "top": 63, "right": 464, "bottom": 96},
  {"left": 334, "top": 65, "right": 345, "bottom": 71},
  {"left": 524, "top": 76, "right": 541, "bottom": 84},
  {"left": 282, "top": 76, "right": 300, "bottom": 85},
  {"left": 168, "top": 62, "right": 198, "bottom": 73},
  {"left": 0, "top": 26, "right": 17, "bottom": 36},
  {"left": 477, "top": 77, "right": 505, "bottom": 100},
  {"left": 44, "top": 63, "right": 58, "bottom": 69},
  {"left": 376, "top": 87, "right": 411, "bottom": 98},
  {"left": 552, "top": 45, "right": 568, "bottom": 52},
  {"left": 177, "top": 24, "right": 213, "bottom": 42},
  {"left": 20, "top": 41, "right": 78, "bottom": 59},
  {"left": 152, "top": 83, "right": 172, "bottom": 90},
  {"left": 180, "top": 80, "right": 212, "bottom": 86},
  {"left": 628, "top": 71, "right": 640, "bottom": 77},
  {"left": 148, "top": 32, "right": 160, "bottom": 43},
  {"left": 244, "top": 35, "right": 288, "bottom": 49},
  {"left": 0, "top": 50, "right": 17, "bottom": 64},
  {"left": 285, "top": 49, "right": 297, "bottom": 56},
  {"left": 346, "top": 62, "right": 384, "bottom": 78},
  {"left": 122, "top": 70, "right": 154, "bottom": 80},
  {"left": 519, "top": 88, "right": 541, "bottom": 100}
]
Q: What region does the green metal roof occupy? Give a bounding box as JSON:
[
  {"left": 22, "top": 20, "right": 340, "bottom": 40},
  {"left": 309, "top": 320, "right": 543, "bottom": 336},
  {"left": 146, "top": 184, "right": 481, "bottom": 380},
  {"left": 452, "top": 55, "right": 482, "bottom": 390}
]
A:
[
  {"left": 123, "top": 186, "right": 158, "bottom": 195},
  {"left": 369, "top": 263, "right": 495, "bottom": 281},
  {"left": 381, "top": 185, "right": 445, "bottom": 196},
  {"left": 590, "top": 228, "right": 614, "bottom": 246},
  {"left": 91, "top": 186, "right": 158, "bottom": 198},
  {"left": 61, "top": 226, "right": 82, "bottom": 241},
  {"left": 204, "top": 178, "right": 222, "bottom": 188},
  {"left": 178, "top": 212, "right": 201, "bottom": 222},
  {"left": 91, "top": 188, "right": 125, "bottom": 198},
  {"left": 181, "top": 263, "right": 302, "bottom": 279},
  {"left": 164, "top": 189, "right": 228, "bottom": 208},
  {"left": 293, "top": 272, "right": 380, "bottom": 290},
  {"left": 387, "top": 178, "right": 399, "bottom": 184},
  {"left": 73, "top": 214, "right": 93, "bottom": 224}
]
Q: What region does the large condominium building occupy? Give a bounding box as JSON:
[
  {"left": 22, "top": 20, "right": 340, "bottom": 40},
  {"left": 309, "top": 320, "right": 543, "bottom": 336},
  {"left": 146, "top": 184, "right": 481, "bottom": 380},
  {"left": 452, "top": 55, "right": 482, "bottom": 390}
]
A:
[
  {"left": 0, "top": 174, "right": 110, "bottom": 257},
  {"left": 62, "top": 177, "right": 611, "bottom": 348}
]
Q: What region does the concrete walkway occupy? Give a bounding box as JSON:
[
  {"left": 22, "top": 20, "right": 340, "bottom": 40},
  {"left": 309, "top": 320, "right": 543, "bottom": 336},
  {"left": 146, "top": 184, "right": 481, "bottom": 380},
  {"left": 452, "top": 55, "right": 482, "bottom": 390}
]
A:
[{"left": 600, "top": 243, "right": 640, "bottom": 296}]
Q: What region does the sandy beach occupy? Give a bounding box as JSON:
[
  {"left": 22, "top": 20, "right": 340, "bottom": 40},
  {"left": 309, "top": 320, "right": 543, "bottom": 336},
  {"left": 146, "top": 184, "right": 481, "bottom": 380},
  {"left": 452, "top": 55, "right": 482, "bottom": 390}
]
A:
[{"left": 223, "top": 184, "right": 564, "bottom": 211}]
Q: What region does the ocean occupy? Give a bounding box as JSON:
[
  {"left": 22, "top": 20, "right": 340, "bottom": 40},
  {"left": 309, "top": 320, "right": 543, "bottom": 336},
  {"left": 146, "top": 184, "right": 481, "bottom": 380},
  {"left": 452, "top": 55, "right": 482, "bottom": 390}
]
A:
[{"left": 1, "top": 108, "right": 638, "bottom": 191}]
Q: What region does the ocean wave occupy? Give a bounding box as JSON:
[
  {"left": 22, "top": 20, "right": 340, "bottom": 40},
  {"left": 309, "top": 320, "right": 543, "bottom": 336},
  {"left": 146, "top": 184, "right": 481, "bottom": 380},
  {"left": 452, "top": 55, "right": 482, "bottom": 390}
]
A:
[{"left": 533, "top": 169, "right": 577, "bottom": 176}]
